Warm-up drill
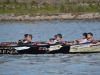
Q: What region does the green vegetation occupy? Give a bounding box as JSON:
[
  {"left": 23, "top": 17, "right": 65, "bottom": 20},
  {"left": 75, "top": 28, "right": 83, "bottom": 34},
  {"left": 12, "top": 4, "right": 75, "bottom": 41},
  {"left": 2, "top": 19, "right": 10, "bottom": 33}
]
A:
[
  {"left": 0, "top": 1, "right": 100, "bottom": 14},
  {"left": 58, "top": 2, "right": 100, "bottom": 13}
]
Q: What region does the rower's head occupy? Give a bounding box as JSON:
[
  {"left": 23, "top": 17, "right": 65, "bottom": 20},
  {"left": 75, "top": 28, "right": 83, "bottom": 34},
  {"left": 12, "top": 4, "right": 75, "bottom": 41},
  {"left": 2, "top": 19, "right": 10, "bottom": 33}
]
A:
[
  {"left": 50, "top": 38, "right": 55, "bottom": 42},
  {"left": 54, "top": 35, "right": 57, "bottom": 39},
  {"left": 56, "top": 34, "right": 62, "bottom": 41},
  {"left": 24, "top": 34, "right": 28, "bottom": 40},
  {"left": 87, "top": 33, "right": 93, "bottom": 39},
  {"left": 27, "top": 34, "right": 33, "bottom": 41},
  {"left": 82, "top": 33, "right": 87, "bottom": 39}
]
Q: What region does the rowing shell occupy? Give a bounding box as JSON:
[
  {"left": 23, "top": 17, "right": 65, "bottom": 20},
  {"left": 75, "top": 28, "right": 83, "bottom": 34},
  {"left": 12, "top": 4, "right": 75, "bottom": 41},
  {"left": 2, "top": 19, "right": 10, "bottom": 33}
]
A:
[
  {"left": 70, "top": 43, "right": 100, "bottom": 52},
  {"left": 0, "top": 42, "right": 100, "bottom": 54},
  {"left": 48, "top": 43, "right": 100, "bottom": 53}
]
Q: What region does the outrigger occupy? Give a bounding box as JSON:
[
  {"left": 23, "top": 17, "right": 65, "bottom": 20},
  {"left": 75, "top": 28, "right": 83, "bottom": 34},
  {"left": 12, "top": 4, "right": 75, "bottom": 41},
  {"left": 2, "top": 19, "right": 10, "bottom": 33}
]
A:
[{"left": 0, "top": 40, "right": 100, "bottom": 54}]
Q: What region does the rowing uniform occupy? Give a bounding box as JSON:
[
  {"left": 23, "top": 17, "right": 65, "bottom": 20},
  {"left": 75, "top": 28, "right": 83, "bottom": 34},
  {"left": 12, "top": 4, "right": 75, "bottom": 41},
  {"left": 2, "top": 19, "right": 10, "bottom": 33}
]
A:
[
  {"left": 53, "top": 40, "right": 62, "bottom": 44},
  {"left": 79, "top": 39, "right": 88, "bottom": 44},
  {"left": 23, "top": 40, "right": 29, "bottom": 43},
  {"left": 18, "top": 39, "right": 31, "bottom": 44},
  {"left": 23, "top": 40, "right": 31, "bottom": 44},
  {"left": 87, "top": 39, "right": 93, "bottom": 43}
]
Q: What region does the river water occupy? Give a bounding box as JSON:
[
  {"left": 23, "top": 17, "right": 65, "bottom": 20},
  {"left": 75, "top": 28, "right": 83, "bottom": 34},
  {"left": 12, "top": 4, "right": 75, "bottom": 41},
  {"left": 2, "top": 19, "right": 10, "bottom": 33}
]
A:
[
  {"left": 0, "top": 20, "right": 100, "bottom": 75},
  {"left": 0, "top": 20, "right": 100, "bottom": 41}
]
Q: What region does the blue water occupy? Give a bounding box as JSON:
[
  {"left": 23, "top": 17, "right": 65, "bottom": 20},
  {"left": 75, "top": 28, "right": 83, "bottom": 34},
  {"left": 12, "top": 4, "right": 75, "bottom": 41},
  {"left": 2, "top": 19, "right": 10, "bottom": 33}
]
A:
[
  {"left": 0, "top": 20, "right": 100, "bottom": 42},
  {"left": 0, "top": 20, "right": 100, "bottom": 75},
  {"left": 0, "top": 54, "right": 100, "bottom": 75}
]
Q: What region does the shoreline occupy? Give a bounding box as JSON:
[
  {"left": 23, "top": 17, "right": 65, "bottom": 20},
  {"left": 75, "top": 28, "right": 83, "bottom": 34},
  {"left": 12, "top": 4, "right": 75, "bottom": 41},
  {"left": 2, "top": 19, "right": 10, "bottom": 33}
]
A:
[{"left": 0, "top": 13, "right": 100, "bottom": 21}]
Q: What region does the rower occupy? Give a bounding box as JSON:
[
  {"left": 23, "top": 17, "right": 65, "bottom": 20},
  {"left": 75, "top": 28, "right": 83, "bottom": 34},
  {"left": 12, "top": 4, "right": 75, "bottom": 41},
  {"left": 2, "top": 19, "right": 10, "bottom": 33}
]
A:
[
  {"left": 74, "top": 33, "right": 88, "bottom": 44},
  {"left": 46, "top": 35, "right": 57, "bottom": 44},
  {"left": 17, "top": 34, "right": 32, "bottom": 44},
  {"left": 79, "top": 33, "right": 88, "bottom": 43},
  {"left": 54, "top": 35, "right": 57, "bottom": 40},
  {"left": 25, "top": 34, "right": 32, "bottom": 44},
  {"left": 46, "top": 34, "right": 62, "bottom": 44},
  {"left": 47, "top": 38, "right": 55, "bottom": 44},
  {"left": 17, "top": 34, "right": 28, "bottom": 44},
  {"left": 53, "top": 34, "right": 62, "bottom": 44},
  {"left": 87, "top": 33, "right": 93, "bottom": 42}
]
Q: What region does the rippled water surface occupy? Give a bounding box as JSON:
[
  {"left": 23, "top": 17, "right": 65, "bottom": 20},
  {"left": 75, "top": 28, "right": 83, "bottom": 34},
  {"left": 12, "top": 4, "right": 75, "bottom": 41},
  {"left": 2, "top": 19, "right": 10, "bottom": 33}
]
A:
[
  {"left": 0, "top": 20, "right": 100, "bottom": 75},
  {"left": 0, "top": 54, "right": 100, "bottom": 75},
  {"left": 0, "top": 20, "right": 100, "bottom": 41}
]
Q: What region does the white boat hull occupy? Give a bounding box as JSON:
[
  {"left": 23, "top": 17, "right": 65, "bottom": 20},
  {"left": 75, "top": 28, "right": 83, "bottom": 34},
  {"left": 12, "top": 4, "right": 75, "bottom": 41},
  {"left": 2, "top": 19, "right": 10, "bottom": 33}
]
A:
[
  {"left": 70, "top": 43, "right": 100, "bottom": 52},
  {"left": 49, "top": 43, "right": 100, "bottom": 53}
]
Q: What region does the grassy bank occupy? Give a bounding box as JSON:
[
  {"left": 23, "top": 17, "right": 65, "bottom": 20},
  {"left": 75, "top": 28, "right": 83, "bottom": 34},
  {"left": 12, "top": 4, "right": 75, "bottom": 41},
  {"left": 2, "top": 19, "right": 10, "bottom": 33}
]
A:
[{"left": 0, "top": 1, "right": 100, "bottom": 14}]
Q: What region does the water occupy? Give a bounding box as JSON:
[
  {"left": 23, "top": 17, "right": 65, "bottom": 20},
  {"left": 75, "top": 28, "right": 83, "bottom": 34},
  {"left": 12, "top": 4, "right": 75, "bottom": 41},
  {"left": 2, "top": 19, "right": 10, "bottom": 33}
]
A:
[
  {"left": 0, "top": 20, "right": 100, "bottom": 75},
  {"left": 0, "top": 20, "right": 100, "bottom": 42},
  {"left": 0, "top": 54, "right": 100, "bottom": 75}
]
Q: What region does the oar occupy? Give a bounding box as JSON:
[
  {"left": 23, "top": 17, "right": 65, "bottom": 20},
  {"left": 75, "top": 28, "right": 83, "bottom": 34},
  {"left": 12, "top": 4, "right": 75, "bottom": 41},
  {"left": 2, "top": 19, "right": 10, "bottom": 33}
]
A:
[{"left": 0, "top": 40, "right": 100, "bottom": 47}]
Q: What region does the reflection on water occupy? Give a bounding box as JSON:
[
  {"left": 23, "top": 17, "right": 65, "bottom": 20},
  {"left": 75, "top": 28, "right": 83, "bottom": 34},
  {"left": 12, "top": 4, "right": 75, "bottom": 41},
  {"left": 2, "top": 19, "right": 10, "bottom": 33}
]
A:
[
  {"left": 0, "top": 54, "right": 100, "bottom": 75},
  {"left": 0, "top": 20, "right": 100, "bottom": 75}
]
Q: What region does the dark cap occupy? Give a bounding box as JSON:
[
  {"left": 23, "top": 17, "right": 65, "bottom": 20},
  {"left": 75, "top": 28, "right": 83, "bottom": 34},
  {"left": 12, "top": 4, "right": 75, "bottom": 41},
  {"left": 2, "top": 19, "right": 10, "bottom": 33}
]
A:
[
  {"left": 83, "top": 33, "right": 87, "bottom": 38},
  {"left": 88, "top": 32, "right": 93, "bottom": 37},
  {"left": 54, "top": 35, "right": 57, "bottom": 37},
  {"left": 28, "top": 34, "right": 33, "bottom": 39},
  {"left": 57, "top": 33, "right": 62, "bottom": 38},
  {"left": 24, "top": 34, "right": 28, "bottom": 37}
]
